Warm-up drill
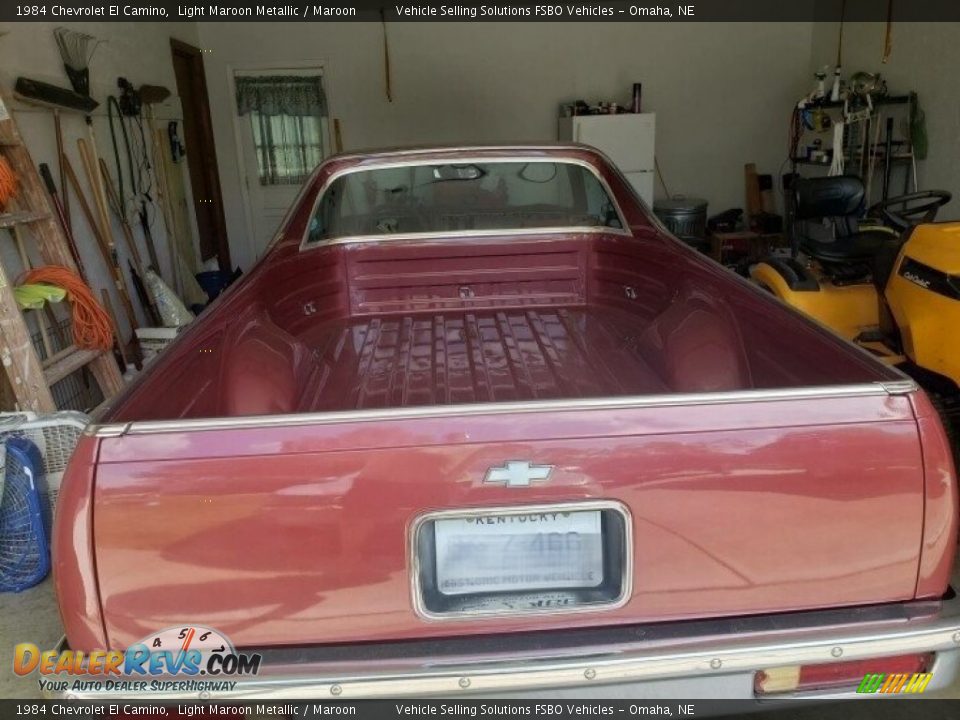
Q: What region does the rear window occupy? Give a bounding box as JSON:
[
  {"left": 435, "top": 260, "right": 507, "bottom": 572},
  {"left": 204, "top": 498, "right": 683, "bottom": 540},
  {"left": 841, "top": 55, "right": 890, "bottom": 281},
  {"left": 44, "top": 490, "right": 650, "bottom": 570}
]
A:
[{"left": 306, "top": 160, "right": 623, "bottom": 243}]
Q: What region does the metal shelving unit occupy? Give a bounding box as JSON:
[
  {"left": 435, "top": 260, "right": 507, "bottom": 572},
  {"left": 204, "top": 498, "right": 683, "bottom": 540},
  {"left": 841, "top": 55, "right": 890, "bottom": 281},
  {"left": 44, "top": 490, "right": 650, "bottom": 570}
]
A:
[{"left": 790, "top": 94, "right": 916, "bottom": 199}]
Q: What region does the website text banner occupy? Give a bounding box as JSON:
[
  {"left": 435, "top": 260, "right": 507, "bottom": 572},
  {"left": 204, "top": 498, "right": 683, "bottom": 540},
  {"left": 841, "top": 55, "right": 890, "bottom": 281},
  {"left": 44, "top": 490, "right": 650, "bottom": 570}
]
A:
[
  {"left": 5, "top": 0, "right": 960, "bottom": 23},
  {"left": 9, "top": 699, "right": 960, "bottom": 717}
]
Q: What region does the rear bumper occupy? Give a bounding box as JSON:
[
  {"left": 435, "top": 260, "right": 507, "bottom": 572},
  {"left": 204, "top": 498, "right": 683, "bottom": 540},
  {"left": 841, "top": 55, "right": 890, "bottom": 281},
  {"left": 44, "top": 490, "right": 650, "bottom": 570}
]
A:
[{"left": 49, "top": 593, "right": 960, "bottom": 701}]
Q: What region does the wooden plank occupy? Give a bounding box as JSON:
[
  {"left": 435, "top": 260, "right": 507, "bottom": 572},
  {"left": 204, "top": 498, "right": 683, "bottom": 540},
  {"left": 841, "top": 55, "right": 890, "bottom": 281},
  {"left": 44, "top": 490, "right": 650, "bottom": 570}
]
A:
[
  {"left": 3, "top": 144, "right": 77, "bottom": 268},
  {"left": 156, "top": 128, "right": 206, "bottom": 307},
  {"left": 0, "top": 210, "right": 49, "bottom": 228},
  {"left": 43, "top": 347, "right": 101, "bottom": 387},
  {"left": 41, "top": 343, "right": 79, "bottom": 369},
  {"left": 0, "top": 258, "right": 56, "bottom": 412},
  {"left": 88, "top": 351, "right": 126, "bottom": 398}
]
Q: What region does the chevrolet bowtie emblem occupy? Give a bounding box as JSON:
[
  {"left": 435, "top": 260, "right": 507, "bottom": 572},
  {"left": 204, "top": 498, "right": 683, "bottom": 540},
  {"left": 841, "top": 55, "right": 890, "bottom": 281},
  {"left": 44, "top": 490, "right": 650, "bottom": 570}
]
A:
[{"left": 484, "top": 461, "right": 553, "bottom": 488}]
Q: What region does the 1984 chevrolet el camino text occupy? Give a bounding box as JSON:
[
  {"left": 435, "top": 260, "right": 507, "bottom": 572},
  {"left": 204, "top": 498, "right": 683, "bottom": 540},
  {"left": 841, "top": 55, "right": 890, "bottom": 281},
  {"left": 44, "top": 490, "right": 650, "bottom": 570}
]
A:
[{"left": 52, "top": 145, "right": 960, "bottom": 700}]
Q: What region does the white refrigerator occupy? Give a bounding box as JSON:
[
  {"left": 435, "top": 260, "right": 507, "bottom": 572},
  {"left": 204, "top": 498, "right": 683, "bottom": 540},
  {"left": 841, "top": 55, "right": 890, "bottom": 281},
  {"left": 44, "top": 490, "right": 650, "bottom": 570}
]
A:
[{"left": 558, "top": 113, "right": 656, "bottom": 207}]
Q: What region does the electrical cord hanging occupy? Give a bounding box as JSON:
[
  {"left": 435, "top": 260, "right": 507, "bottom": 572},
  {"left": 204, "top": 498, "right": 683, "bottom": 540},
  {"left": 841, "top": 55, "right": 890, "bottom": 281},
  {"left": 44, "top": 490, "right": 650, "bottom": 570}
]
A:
[
  {"left": 18, "top": 266, "right": 114, "bottom": 351},
  {"left": 0, "top": 156, "right": 18, "bottom": 209},
  {"left": 654, "top": 156, "right": 671, "bottom": 199},
  {"left": 107, "top": 95, "right": 137, "bottom": 207}
]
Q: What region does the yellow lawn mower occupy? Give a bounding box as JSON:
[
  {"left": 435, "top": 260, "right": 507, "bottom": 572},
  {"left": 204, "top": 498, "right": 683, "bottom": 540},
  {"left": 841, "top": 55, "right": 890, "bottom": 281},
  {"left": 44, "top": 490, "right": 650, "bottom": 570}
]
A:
[{"left": 749, "top": 175, "right": 959, "bottom": 403}]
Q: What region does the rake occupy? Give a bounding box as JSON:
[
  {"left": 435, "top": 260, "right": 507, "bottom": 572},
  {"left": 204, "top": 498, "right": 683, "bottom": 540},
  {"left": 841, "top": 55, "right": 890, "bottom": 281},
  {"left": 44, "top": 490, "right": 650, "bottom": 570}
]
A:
[{"left": 53, "top": 27, "right": 101, "bottom": 98}]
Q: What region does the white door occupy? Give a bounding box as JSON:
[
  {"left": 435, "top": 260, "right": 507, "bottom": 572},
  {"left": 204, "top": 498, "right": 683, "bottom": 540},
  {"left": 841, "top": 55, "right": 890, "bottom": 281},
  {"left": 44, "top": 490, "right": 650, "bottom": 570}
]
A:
[{"left": 234, "top": 69, "right": 329, "bottom": 262}]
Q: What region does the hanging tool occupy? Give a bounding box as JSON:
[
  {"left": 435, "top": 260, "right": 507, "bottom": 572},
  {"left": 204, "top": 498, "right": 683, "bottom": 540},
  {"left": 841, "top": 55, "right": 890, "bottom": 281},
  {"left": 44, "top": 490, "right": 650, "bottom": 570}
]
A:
[
  {"left": 882, "top": 0, "right": 894, "bottom": 63},
  {"left": 77, "top": 139, "right": 114, "bottom": 265},
  {"left": 152, "top": 126, "right": 207, "bottom": 307},
  {"left": 70, "top": 142, "right": 139, "bottom": 333},
  {"left": 828, "top": 121, "right": 846, "bottom": 176},
  {"left": 62, "top": 153, "right": 139, "bottom": 375},
  {"left": 379, "top": 8, "right": 393, "bottom": 102},
  {"left": 99, "top": 157, "right": 161, "bottom": 325},
  {"left": 53, "top": 27, "right": 100, "bottom": 99},
  {"left": 864, "top": 113, "right": 883, "bottom": 205},
  {"left": 107, "top": 92, "right": 163, "bottom": 276},
  {"left": 141, "top": 85, "right": 187, "bottom": 296},
  {"left": 39, "top": 163, "right": 85, "bottom": 276},
  {"left": 830, "top": 0, "right": 845, "bottom": 102},
  {"left": 167, "top": 121, "right": 185, "bottom": 163},
  {"left": 127, "top": 259, "right": 156, "bottom": 326},
  {"left": 53, "top": 26, "right": 116, "bottom": 273},
  {"left": 13, "top": 76, "right": 97, "bottom": 114},
  {"left": 100, "top": 288, "right": 129, "bottom": 371},
  {"left": 882, "top": 116, "right": 895, "bottom": 201},
  {"left": 53, "top": 111, "right": 69, "bottom": 232}
]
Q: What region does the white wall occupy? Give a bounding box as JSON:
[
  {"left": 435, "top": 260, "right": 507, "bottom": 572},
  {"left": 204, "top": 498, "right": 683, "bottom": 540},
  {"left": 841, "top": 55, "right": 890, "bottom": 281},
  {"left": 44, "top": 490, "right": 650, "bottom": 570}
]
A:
[
  {"left": 199, "top": 22, "right": 815, "bottom": 269},
  {"left": 810, "top": 21, "right": 960, "bottom": 220},
  {"left": 0, "top": 21, "right": 201, "bottom": 340}
]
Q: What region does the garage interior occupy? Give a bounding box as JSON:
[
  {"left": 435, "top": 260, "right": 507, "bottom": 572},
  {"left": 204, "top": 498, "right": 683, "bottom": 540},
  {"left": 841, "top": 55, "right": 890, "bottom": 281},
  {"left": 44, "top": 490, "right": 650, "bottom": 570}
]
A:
[{"left": 1, "top": 16, "right": 959, "bottom": 708}]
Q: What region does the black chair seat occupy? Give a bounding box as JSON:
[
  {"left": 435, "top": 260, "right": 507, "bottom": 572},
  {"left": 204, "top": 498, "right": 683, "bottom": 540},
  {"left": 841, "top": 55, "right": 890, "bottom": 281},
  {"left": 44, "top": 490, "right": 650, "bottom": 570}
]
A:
[{"left": 802, "top": 230, "right": 899, "bottom": 264}]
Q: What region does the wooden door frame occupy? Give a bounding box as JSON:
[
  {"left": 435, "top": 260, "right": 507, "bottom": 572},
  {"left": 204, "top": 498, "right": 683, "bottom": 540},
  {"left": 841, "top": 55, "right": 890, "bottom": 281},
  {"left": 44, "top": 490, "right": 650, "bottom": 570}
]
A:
[
  {"left": 170, "top": 37, "right": 232, "bottom": 271},
  {"left": 226, "top": 60, "right": 332, "bottom": 266}
]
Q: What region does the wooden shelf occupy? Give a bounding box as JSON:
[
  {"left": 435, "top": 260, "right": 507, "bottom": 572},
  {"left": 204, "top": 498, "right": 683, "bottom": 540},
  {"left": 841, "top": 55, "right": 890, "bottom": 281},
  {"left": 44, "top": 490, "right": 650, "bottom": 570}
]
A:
[
  {"left": 802, "top": 94, "right": 911, "bottom": 111},
  {"left": 791, "top": 155, "right": 913, "bottom": 167}
]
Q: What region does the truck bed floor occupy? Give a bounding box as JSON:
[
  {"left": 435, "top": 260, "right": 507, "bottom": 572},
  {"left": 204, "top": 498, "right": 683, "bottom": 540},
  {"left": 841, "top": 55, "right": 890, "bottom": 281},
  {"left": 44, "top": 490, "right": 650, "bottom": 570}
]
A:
[{"left": 302, "top": 307, "right": 668, "bottom": 410}]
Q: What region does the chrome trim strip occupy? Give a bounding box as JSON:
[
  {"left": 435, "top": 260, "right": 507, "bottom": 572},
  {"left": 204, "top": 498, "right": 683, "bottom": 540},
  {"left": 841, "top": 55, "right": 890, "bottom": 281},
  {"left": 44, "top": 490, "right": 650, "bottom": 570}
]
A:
[
  {"left": 330, "top": 144, "right": 594, "bottom": 162},
  {"left": 304, "top": 224, "right": 624, "bottom": 249},
  {"left": 298, "top": 155, "right": 632, "bottom": 251},
  {"left": 88, "top": 382, "right": 916, "bottom": 438},
  {"left": 408, "top": 501, "right": 633, "bottom": 621},
  {"left": 48, "top": 592, "right": 960, "bottom": 700}
]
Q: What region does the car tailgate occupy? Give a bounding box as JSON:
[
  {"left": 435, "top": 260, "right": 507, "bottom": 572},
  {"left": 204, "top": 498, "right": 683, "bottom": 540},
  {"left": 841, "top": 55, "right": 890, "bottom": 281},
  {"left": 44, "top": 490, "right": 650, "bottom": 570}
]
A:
[{"left": 86, "top": 388, "right": 926, "bottom": 650}]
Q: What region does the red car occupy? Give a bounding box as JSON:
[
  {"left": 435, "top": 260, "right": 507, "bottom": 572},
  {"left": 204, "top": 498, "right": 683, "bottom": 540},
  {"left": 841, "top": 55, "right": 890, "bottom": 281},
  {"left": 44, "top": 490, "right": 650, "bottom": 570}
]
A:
[{"left": 52, "top": 145, "right": 959, "bottom": 699}]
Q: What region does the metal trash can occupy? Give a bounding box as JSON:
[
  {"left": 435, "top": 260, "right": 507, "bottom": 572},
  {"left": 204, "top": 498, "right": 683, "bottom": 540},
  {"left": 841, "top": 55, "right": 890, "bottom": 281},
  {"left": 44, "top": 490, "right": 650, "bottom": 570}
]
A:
[{"left": 654, "top": 197, "right": 708, "bottom": 239}]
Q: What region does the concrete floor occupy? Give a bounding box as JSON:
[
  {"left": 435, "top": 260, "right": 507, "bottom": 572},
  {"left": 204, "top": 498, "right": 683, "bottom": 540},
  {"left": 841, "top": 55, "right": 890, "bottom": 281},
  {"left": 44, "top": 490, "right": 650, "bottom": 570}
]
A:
[{"left": 2, "top": 574, "right": 960, "bottom": 713}]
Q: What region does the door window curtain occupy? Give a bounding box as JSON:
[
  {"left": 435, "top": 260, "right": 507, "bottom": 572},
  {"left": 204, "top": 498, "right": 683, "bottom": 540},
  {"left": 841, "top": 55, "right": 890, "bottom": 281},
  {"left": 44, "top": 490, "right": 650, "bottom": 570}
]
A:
[{"left": 235, "top": 75, "right": 328, "bottom": 185}]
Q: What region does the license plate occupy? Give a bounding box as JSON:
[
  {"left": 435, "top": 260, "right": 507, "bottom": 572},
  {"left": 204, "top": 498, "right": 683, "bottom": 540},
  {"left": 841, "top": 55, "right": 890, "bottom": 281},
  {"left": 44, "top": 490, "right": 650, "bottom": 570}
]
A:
[{"left": 433, "top": 509, "right": 604, "bottom": 596}]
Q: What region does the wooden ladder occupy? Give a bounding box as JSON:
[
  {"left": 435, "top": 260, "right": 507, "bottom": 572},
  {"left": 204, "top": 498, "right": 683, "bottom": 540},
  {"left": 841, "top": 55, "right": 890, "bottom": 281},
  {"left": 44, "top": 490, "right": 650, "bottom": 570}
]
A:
[{"left": 0, "top": 94, "right": 124, "bottom": 412}]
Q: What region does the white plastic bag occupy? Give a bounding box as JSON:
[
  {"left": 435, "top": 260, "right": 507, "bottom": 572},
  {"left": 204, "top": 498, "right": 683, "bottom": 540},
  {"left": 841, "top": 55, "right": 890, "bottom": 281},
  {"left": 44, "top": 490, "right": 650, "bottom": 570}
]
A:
[{"left": 144, "top": 268, "right": 194, "bottom": 327}]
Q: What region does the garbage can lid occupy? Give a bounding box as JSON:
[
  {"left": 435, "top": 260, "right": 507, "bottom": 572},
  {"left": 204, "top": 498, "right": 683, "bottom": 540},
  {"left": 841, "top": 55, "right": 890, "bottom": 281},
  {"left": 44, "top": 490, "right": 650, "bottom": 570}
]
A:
[{"left": 654, "top": 196, "right": 708, "bottom": 212}]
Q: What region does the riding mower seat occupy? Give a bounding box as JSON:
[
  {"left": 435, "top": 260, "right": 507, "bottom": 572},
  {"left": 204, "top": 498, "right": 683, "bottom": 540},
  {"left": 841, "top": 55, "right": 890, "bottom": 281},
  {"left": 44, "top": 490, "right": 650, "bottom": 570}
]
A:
[
  {"left": 793, "top": 175, "right": 902, "bottom": 285},
  {"left": 801, "top": 228, "right": 899, "bottom": 265}
]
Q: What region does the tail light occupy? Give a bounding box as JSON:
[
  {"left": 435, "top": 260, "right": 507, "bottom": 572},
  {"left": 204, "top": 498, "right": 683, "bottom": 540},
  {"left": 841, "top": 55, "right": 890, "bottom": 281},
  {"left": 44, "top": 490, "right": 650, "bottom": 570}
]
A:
[{"left": 755, "top": 653, "right": 932, "bottom": 695}]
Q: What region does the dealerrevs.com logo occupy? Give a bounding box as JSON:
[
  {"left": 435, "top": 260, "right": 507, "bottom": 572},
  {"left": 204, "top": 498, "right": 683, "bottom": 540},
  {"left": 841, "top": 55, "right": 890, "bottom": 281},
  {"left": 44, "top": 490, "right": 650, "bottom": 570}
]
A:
[{"left": 14, "top": 625, "right": 261, "bottom": 695}]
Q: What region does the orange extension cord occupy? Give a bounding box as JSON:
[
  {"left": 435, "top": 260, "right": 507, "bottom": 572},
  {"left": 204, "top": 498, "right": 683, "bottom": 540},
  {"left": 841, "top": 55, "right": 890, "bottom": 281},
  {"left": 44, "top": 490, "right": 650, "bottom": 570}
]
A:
[
  {"left": 0, "top": 156, "right": 17, "bottom": 209},
  {"left": 19, "top": 266, "right": 114, "bottom": 351}
]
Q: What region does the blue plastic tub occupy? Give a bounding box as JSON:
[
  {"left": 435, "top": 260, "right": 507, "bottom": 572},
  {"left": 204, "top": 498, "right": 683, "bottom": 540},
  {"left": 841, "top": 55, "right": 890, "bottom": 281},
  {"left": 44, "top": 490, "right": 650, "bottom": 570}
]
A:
[{"left": 0, "top": 437, "right": 50, "bottom": 592}]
